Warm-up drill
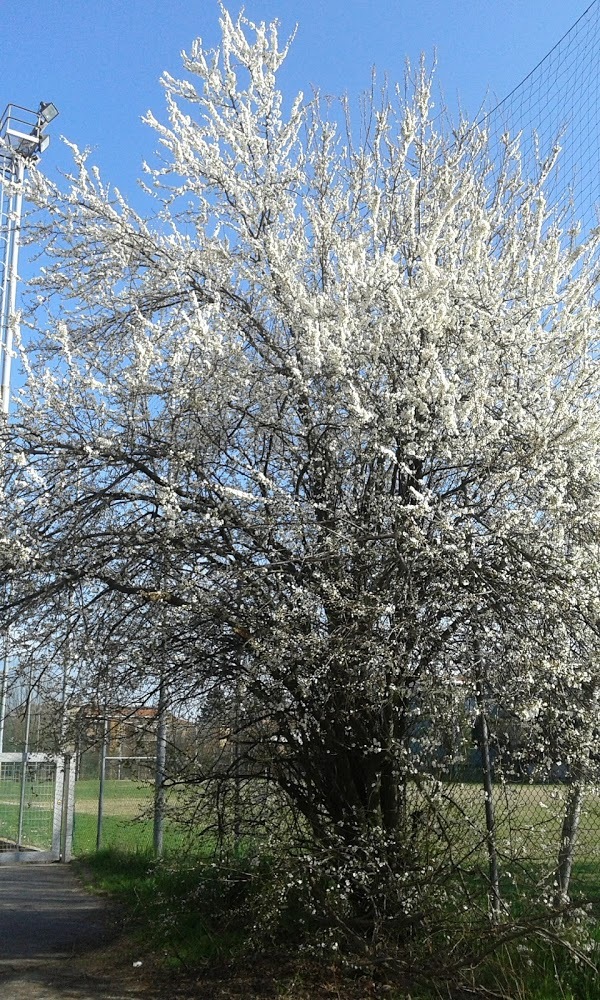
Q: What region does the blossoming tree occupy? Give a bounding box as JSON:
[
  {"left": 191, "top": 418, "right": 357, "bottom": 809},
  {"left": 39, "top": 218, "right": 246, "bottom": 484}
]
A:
[{"left": 3, "top": 5, "right": 600, "bottom": 964}]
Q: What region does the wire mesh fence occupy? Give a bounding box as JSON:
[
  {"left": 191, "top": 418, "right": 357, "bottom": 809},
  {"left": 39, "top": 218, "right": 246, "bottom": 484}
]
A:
[
  {"left": 2, "top": 696, "right": 600, "bottom": 917},
  {"left": 0, "top": 756, "right": 56, "bottom": 851},
  {"left": 482, "top": 0, "right": 600, "bottom": 234},
  {"left": 65, "top": 764, "right": 600, "bottom": 912},
  {"left": 0, "top": 752, "right": 71, "bottom": 861},
  {"left": 73, "top": 757, "right": 156, "bottom": 855}
]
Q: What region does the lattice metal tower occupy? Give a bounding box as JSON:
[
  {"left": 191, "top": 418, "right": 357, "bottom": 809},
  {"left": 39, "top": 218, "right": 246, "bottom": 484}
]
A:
[
  {"left": 0, "top": 101, "right": 58, "bottom": 417},
  {"left": 0, "top": 101, "right": 57, "bottom": 754}
]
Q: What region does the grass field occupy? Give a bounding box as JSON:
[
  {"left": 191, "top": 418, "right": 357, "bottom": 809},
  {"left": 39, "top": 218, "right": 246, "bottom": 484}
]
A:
[
  {"left": 417, "top": 779, "right": 600, "bottom": 858},
  {"left": 4, "top": 773, "right": 600, "bottom": 880},
  {"left": 73, "top": 778, "right": 188, "bottom": 854},
  {"left": 69, "top": 778, "right": 600, "bottom": 908},
  {"left": 0, "top": 775, "right": 187, "bottom": 853}
]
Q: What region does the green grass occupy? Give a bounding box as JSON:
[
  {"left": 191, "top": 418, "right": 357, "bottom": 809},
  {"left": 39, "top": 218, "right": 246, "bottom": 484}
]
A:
[
  {"left": 0, "top": 777, "right": 155, "bottom": 852},
  {"left": 78, "top": 846, "right": 600, "bottom": 998},
  {"left": 0, "top": 802, "right": 54, "bottom": 849},
  {"left": 73, "top": 811, "right": 152, "bottom": 853},
  {"left": 472, "top": 929, "right": 600, "bottom": 1000},
  {"left": 78, "top": 847, "right": 255, "bottom": 968},
  {"left": 0, "top": 775, "right": 209, "bottom": 854},
  {"left": 75, "top": 778, "right": 154, "bottom": 803},
  {"left": 0, "top": 778, "right": 56, "bottom": 849},
  {"left": 68, "top": 779, "right": 600, "bottom": 998},
  {"left": 69, "top": 777, "right": 600, "bottom": 880},
  {"left": 72, "top": 778, "right": 190, "bottom": 854}
]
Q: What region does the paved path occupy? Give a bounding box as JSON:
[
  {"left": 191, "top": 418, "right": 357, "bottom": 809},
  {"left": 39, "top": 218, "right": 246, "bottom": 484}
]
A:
[{"left": 0, "top": 863, "right": 150, "bottom": 999}]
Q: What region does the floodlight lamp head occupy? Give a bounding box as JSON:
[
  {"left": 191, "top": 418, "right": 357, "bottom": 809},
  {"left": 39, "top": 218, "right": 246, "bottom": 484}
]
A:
[{"left": 38, "top": 101, "right": 59, "bottom": 126}]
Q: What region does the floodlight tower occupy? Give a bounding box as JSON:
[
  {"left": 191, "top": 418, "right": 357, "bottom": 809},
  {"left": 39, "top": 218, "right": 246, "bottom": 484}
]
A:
[
  {"left": 0, "top": 101, "right": 58, "bottom": 753},
  {"left": 0, "top": 101, "right": 58, "bottom": 416}
]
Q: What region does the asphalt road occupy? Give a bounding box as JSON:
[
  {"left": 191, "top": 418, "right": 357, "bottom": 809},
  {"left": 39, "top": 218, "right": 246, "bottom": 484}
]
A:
[
  {"left": 0, "top": 863, "right": 146, "bottom": 999},
  {"left": 0, "top": 863, "right": 112, "bottom": 961}
]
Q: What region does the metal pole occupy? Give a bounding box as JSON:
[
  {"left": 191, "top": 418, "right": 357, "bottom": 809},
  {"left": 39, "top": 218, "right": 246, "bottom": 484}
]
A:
[
  {"left": 0, "top": 152, "right": 22, "bottom": 746},
  {"left": 0, "top": 105, "right": 58, "bottom": 760},
  {"left": 473, "top": 640, "right": 501, "bottom": 921},
  {"left": 0, "top": 157, "right": 16, "bottom": 416},
  {"left": 96, "top": 714, "right": 109, "bottom": 852},
  {"left": 1, "top": 156, "right": 24, "bottom": 415},
  {"left": 153, "top": 676, "right": 168, "bottom": 857},
  {"left": 60, "top": 589, "right": 73, "bottom": 747},
  {"left": 16, "top": 684, "right": 32, "bottom": 848},
  {"left": 60, "top": 753, "right": 75, "bottom": 863},
  {"left": 0, "top": 627, "right": 9, "bottom": 752}
]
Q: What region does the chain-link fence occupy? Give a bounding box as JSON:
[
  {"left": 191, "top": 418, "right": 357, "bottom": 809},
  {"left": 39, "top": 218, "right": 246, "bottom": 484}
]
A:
[
  {"left": 71, "top": 706, "right": 197, "bottom": 856},
  {"left": 413, "top": 772, "right": 600, "bottom": 906},
  {"left": 3, "top": 696, "right": 600, "bottom": 917},
  {"left": 70, "top": 725, "right": 600, "bottom": 909}
]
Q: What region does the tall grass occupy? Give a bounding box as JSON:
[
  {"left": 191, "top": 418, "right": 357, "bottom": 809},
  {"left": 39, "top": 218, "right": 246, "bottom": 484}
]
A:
[
  {"left": 78, "top": 846, "right": 600, "bottom": 998},
  {"left": 79, "top": 847, "right": 260, "bottom": 967}
]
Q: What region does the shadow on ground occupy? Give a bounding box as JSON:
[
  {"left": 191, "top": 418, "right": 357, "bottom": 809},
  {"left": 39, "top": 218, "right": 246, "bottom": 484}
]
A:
[{"left": 0, "top": 863, "right": 151, "bottom": 998}]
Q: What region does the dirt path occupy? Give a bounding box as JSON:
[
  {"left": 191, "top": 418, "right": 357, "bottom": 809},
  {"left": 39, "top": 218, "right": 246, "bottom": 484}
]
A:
[
  {"left": 0, "top": 963, "right": 140, "bottom": 999},
  {"left": 0, "top": 863, "right": 156, "bottom": 999}
]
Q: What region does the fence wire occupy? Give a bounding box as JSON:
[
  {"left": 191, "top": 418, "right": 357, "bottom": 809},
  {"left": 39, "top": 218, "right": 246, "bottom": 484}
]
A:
[{"left": 482, "top": 0, "right": 600, "bottom": 233}]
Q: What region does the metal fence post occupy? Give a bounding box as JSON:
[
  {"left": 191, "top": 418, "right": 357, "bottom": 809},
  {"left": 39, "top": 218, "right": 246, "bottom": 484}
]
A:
[
  {"left": 16, "top": 686, "right": 32, "bottom": 849},
  {"left": 0, "top": 627, "right": 9, "bottom": 753},
  {"left": 153, "top": 677, "right": 168, "bottom": 857},
  {"left": 96, "top": 714, "right": 109, "bottom": 852},
  {"left": 60, "top": 753, "right": 75, "bottom": 862},
  {"left": 474, "top": 640, "right": 501, "bottom": 921}
]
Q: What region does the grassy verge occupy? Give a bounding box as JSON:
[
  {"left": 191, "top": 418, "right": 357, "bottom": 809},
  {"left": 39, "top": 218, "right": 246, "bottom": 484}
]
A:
[
  {"left": 78, "top": 847, "right": 262, "bottom": 968},
  {"left": 78, "top": 848, "right": 600, "bottom": 999}
]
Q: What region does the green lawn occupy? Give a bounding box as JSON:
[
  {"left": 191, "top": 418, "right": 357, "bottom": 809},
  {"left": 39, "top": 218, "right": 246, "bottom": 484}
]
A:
[
  {"left": 0, "top": 776, "right": 187, "bottom": 854},
  {"left": 5, "top": 773, "right": 600, "bottom": 883},
  {"left": 73, "top": 778, "right": 189, "bottom": 854}
]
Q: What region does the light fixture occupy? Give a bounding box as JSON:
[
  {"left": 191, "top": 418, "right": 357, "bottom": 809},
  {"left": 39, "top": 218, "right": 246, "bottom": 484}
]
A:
[{"left": 38, "top": 101, "right": 59, "bottom": 125}]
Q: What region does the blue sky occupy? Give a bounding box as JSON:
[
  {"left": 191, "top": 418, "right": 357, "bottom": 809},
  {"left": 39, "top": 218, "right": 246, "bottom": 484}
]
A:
[{"left": 0, "top": 1, "right": 590, "bottom": 200}]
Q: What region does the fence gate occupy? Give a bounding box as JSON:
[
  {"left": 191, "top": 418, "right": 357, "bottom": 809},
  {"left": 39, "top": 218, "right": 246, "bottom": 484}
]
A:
[{"left": 0, "top": 752, "right": 74, "bottom": 863}]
